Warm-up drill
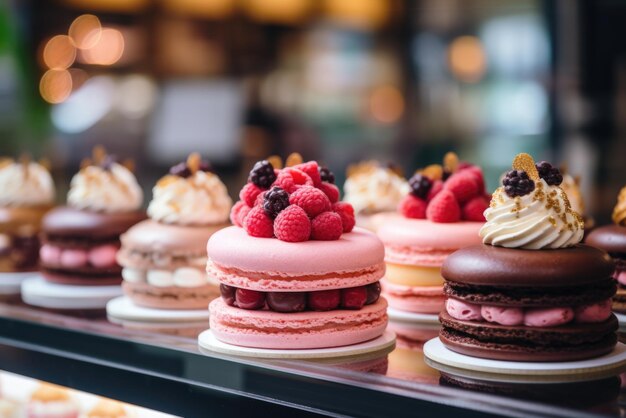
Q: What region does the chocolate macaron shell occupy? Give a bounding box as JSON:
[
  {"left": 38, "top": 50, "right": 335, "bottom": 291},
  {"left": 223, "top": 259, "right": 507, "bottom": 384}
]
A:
[
  {"left": 442, "top": 244, "right": 614, "bottom": 287},
  {"left": 440, "top": 311, "right": 618, "bottom": 362},
  {"left": 41, "top": 269, "right": 122, "bottom": 286},
  {"left": 120, "top": 219, "right": 225, "bottom": 254},
  {"left": 444, "top": 278, "right": 616, "bottom": 307},
  {"left": 586, "top": 225, "right": 626, "bottom": 255},
  {"left": 43, "top": 206, "right": 146, "bottom": 239}
]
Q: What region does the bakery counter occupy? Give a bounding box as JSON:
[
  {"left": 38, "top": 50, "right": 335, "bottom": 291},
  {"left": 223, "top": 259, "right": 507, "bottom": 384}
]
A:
[{"left": 0, "top": 301, "right": 623, "bottom": 418}]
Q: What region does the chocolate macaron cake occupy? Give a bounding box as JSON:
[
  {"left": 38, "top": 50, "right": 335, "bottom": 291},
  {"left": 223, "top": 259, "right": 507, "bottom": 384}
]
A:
[
  {"left": 440, "top": 154, "right": 617, "bottom": 362},
  {"left": 39, "top": 148, "right": 145, "bottom": 285},
  {"left": 0, "top": 157, "right": 55, "bottom": 273},
  {"left": 586, "top": 186, "right": 626, "bottom": 312},
  {"left": 117, "top": 153, "right": 232, "bottom": 309}
]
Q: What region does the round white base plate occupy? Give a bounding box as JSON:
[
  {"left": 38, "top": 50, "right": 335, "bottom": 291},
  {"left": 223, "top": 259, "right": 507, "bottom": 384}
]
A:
[
  {"left": 423, "top": 337, "right": 626, "bottom": 383},
  {"left": 21, "top": 277, "right": 122, "bottom": 309},
  {"left": 0, "top": 271, "right": 39, "bottom": 295},
  {"left": 106, "top": 296, "right": 209, "bottom": 323},
  {"left": 198, "top": 329, "right": 396, "bottom": 360},
  {"left": 388, "top": 307, "right": 439, "bottom": 326}
]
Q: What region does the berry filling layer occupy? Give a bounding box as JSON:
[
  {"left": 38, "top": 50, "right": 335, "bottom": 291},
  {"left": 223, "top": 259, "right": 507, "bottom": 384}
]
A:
[
  {"left": 220, "top": 282, "right": 381, "bottom": 313},
  {"left": 40, "top": 243, "right": 119, "bottom": 269},
  {"left": 0, "top": 233, "right": 40, "bottom": 271},
  {"left": 445, "top": 297, "right": 612, "bottom": 327},
  {"left": 122, "top": 267, "right": 208, "bottom": 288}
]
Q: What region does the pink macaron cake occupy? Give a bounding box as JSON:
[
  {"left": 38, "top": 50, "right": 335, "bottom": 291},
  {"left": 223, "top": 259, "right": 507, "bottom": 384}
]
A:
[
  {"left": 117, "top": 153, "right": 231, "bottom": 309},
  {"left": 208, "top": 155, "right": 388, "bottom": 350},
  {"left": 377, "top": 153, "right": 488, "bottom": 314}
]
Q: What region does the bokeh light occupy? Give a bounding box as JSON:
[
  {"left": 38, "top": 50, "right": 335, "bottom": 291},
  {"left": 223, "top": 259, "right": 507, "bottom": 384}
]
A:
[
  {"left": 162, "top": 0, "right": 235, "bottom": 19},
  {"left": 369, "top": 85, "right": 404, "bottom": 123},
  {"left": 69, "top": 14, "right": 102, "bottom": 50},
  {"left": 79, "top": 28, "right": 125, "bottom": 65},
  {"left": 42, "top": 35, "right": 76, "bottom": 70},
  {"left": 323, "top": 0, "right": 390, "bottom": 29},
  {"left": 39, "top": 70, "right": 73, "bottom": 103},
  {"left": 448, "top": 36, "right": 487, "bottom": 83},
  {"left": 242, "top": 0, "right": 312, "bottom": 25}
]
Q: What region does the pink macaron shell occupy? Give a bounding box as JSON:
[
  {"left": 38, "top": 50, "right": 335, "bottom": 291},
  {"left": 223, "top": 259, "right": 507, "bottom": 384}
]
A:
[
  {"left": 59, "top": 248, "right": 88, "bottom": 268},
  {"left": 209, "top": 297, "right": 388, "bottom": 349},
  {"left": 524, "top": 307, "right": 575, "bottom": 327},
  {"left": 445, "top": 298, "right": 482, "bottom": 321},
  {"left": 207, "top": 260, "right": 384, "bottom": 292},
  {"left": 208, "top": 226, "right": 384, "bottom": 277},
  {"left": 481, "top": 305, "right": 524, "bottom": 326},
  {"left": 378, "top": 218, "right": 483, "bottom": 265},
  {"left": 88, "top": 244, "right": 119, "bottom": 268},
  {"left": 40, "top": 244, "right": 62, "bottom": 264},
  {"left": 381, "top": 280, "right": 444, "bottom": 313},
  {"left": 575, "top": 299, "right": 612, "bottom": 323}
]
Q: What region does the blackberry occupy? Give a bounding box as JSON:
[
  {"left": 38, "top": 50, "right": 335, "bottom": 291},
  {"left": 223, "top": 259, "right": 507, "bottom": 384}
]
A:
[
  {"left": 199, "top": 161, "right": 214, "bottom": 173},
  {"left": 502, "top": 170, "right": 535, "bottom": 197},
  {"left": 169, "top": 162, "right": 191, "bottom": 178},
  {"left": 319, "top": 166, "right": 335, "bottom": 184},
  {"left": 408, "top": 173, "right": 432, "bottom": 199},
  {"left": 535, "top": 161, "right": 563, "bottom": 186},
  {"left": 263, "top": 186, "right": 290, "bottom": 218},
  {"left": 442, "top": 169, "right": 452, "bottom": 181},
  {"left": 249, "top": 160, "right": 276, "bottom": 189},
  {"left": 101, "top": 155, "right": 117, "bottom": 171}
]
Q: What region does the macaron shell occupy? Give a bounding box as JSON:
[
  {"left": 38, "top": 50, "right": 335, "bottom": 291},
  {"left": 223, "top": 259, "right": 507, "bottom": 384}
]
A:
[
  {"left": 41, "top": 270, "right": 122, "bottom": 286},
  {"left": 586, "top": 225, "right": 626, "bottom": 254},
  {"left": 123, "top": 281, "right": 219, "bottom": 310},
  {"left": 442, "top": 244, "right": 615, "bottom": 287},
  {"left": 381, "top": 280, "right": 444, "bottom": 313},
  {"left": 43, "top": 206, "right": 146, "bottom": 239},
  {"left": 121, "top": 219, "right": 227, "bottom": 255},
  {"left": 208, "top": 226, "right": 384, "bottom": 277},
  {"left": 0, "top": 206, "right": 52, "bottom": 234},
  {"left": 209, "top": 297, "right": 388, "bottom": 349}
]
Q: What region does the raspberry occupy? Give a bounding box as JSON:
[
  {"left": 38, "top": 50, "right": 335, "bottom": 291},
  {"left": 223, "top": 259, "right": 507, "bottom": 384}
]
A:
[
  {"left": 408, "top": 173, "right": 432, "bottom": 199},
  {"left": 239, "top": 183, "right": 263, "bottom": 207},
  {"left": 426, "top": 180, "right": 443, "bottom": 202},
  {"left": 461, "top": 196, "right": 489, "bottom": 222},
  {"left": 248, "top": 160, "right": 276, "bottom": 188},
  {"left": 243, "top": 206, "right": 274, "bottom": 238},
  {"left": 254, "top": 190, "right": 266, "bottom": 207},
  {"left": 341, "top": 286, "right": 367, "bottom": 309},
  {"left": 294, "top": 161, "right": 322, "bottom": 186},
  {"left": 274, "top": 205, "right": 311, "bottom": 242},
  {"left": 311, "top": 211, "right": 343, "bottom": 240},
  {"left": 230, "top": 201, "right": 251, "bottom": 227},
  {"left": 426, "top": 189, "right": 461, "bottom": 223},
  {"left": 308, "top": 289, "right": 340, "bottom": 311},
  {"left": 398, "top": 195, "right": 427, "bottom": 219},
  {"left": 464, "top": 165, "right": 486, "bottom": 193},
  {"left": 535, "top": 161, "right": 563, "bottom": 186},
  {"left": 289, "top": 186, "right": 331, "bottom": 218},
  {"left": 318, "top": 182, "right": 339, "bottom": 203},
  {"left": 502, "top": 170, "right": 535, "bottom": 197},
  {"left": 272, "top": 168, "right": 313, "bottom": 193},
  {"left": 332, "top": 202, "right": 355, "bottom": 232},
  {"left": 263, "top": 186, "right": 290, "bottom": 218},
  {"left": 444, "top": 171, "right": 480, "bottom": 203},
  {"left": 319, "top": 166, "right": 335, "bottom": 184}
]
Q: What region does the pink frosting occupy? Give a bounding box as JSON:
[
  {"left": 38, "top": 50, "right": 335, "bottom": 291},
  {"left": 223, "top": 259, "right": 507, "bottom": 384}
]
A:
[
  {"left": 88, "top": 244, "right": 118, "bottom": 267},
  {"left": 381, "top": 280, "right": 444, "bottom": 313},
  {"left": 445, "top": 298, "right": 482, "bottom": 321},
  {"left": 574, "top": 299, "right": 612, "bottom": 323},
  {"left": 524, "top": 307, "right": 574, "bottom": 327},
  {"left": 209, "top": 297, "right": 388, "bottom": 349},
  {"left": 616, "top": 270, "right": 626, "bottom": 286},
  {"left": 445, "top": 298, "right": 612, "bottom": 327},
  {"left": 208, "top": 226, "right": 384, "bottom": 276},
  {"left": 40, "top": 244, "right": 61, "bottom": 264},
  {"left": 481, "top": 306, "right": 524, "bottom": 326},
  {"left": 60, "top": 249, "right": 88, "bottom": 268}
]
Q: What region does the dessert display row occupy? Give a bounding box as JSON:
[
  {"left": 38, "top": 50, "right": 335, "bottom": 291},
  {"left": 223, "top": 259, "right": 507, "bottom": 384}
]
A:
[{"left": 2, "top": 147, "right": 626, "bottom": 375}]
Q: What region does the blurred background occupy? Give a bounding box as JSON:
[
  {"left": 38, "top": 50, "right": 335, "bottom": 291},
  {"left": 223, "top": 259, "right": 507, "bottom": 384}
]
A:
[{"left": 0, "top": 0, "right": 625, "bottom": 222}]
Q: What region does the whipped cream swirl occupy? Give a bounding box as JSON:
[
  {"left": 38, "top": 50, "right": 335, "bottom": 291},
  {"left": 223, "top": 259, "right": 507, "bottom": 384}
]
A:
[
  {"left": 147, "top": 171, "right": 231, "bottom": 225},
  {"left": 68, "top": 163, "right": 143, "bottom": 213},
  {"left": 560, "top": 173, "right": 584, "bottom": 216},
  {"left": 0, "top": 161, "right": 54, "bottom": 207},
  {"left": 344, "top": 166, "right": 409, "bottom": 214},
  {"left": 480, "top": 179, "right": 584, "bottom": 249}
]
